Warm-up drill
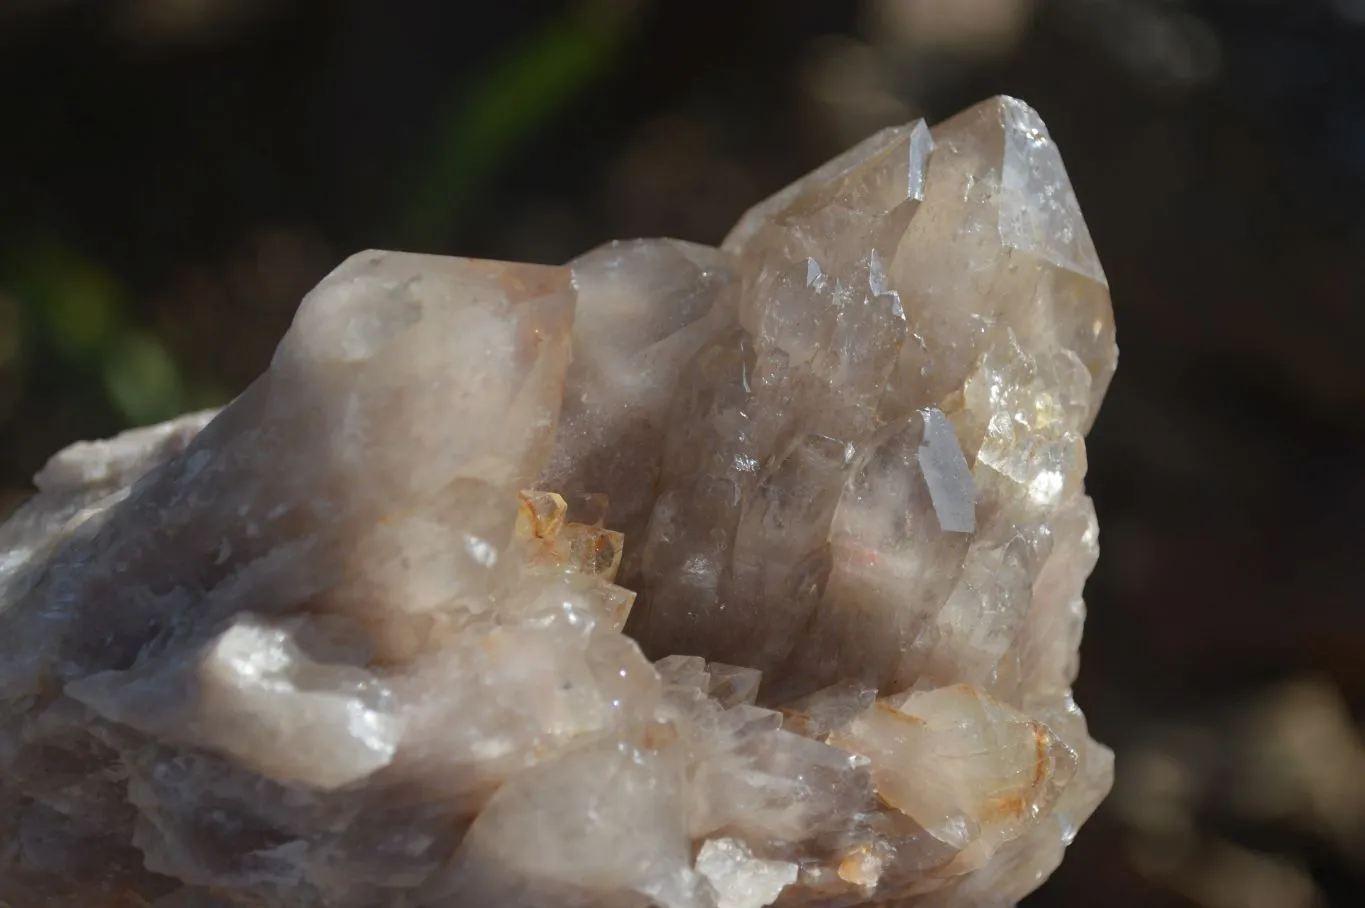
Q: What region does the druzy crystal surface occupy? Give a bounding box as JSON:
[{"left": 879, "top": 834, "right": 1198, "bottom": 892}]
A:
[{"left": 0, "top": 97, "right": 1116, "bottom": 907}]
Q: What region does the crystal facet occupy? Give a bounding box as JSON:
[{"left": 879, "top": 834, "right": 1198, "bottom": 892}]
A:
[{"left": 0, "top": 97, "right": 1115, "bottom": 907}]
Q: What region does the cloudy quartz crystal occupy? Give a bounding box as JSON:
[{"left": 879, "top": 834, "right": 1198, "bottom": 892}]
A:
[{"left": 0, "top": 97, "right": 1115, "bottom": 907}]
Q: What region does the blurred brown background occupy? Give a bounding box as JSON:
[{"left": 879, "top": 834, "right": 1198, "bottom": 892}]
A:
[{"left": 1, "top": 1, "right": 1363, "bottom": 905}]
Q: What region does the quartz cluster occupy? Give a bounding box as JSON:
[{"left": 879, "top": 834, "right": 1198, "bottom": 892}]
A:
[{"left": 0, "top": 97, "right": 1116, "bottom": 908}]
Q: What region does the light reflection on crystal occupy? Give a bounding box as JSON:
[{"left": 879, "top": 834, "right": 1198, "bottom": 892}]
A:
[{"left": 0, "top": 96, "right": 1114, "bottom": 908}]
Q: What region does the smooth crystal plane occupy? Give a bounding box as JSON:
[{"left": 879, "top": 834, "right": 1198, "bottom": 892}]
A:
[{"left": 0, "top": 97, "right": 1116, "bottom": 908}]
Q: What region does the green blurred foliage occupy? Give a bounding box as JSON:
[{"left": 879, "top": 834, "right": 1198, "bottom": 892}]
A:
[
  {"left": 3, "top": 241, "right": 186, "bottom": 428},
  {"left": 22, "top": 243, "right": 123, "bottom": 362},
  {"left": 2, "top": 0, "right": 632, "bottom": 461},
  {"left": 397, "top": 1, "right": 631, "bottom": 246},
  {"left": 101, "top": 329, "right": 184, "bottom": 426}
]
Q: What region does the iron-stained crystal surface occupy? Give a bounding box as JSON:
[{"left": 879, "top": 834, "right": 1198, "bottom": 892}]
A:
[{"left": 0, "top": 97, "right": 1115, "bottom": 908}]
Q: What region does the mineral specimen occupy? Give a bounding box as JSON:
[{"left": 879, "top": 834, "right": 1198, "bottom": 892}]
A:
[{"left": 0, "top": 96, "right": 1116, "bottom": 908}]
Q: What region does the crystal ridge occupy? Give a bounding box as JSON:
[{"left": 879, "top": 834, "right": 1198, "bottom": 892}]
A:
[{"left": 0, "top": 96, "right": 1115, "bottom": 908}]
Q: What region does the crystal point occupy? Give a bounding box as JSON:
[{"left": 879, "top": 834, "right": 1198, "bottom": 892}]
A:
[
  {"left": 0, "top": 98, "right": 1113, "bottom": 907},
  {"left": 917, "top": 407, "right": 976, "bottom": 534}
]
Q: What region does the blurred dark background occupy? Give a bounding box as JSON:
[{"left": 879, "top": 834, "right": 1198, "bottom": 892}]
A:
[{"left": 1, "top": 1, "right": 1363, "bottom": 905}]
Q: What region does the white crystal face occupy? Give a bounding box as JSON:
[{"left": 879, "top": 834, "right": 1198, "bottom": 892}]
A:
[{"left": 0, "top": 96, "right": 1115, "bottom": 908}]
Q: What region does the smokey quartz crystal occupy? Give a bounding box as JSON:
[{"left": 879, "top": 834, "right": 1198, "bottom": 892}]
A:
[{"left": 0, "top": 97, "right": 1116, "bottom": 908}]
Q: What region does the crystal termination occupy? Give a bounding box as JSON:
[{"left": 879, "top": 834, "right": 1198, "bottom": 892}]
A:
[{"left": 0, "top": 97, "right": 1116, "bottom": 908}]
